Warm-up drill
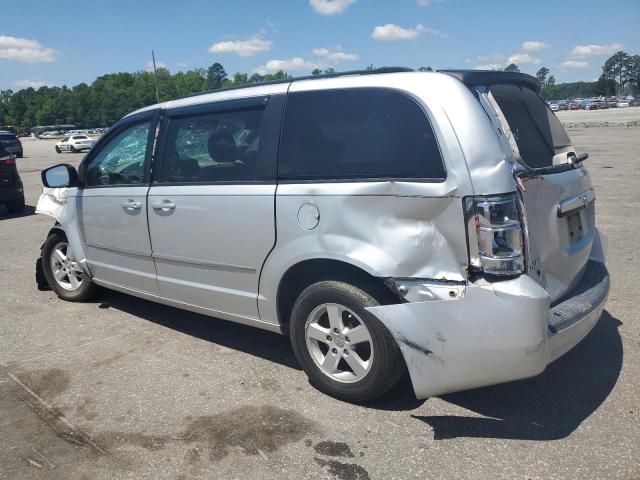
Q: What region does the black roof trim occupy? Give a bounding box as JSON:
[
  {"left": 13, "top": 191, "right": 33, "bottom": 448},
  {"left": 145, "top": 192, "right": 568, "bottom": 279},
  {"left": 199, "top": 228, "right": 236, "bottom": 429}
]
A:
[
  {"left": 438, "top": 69, "right": 541, "bottom": 93},
  {"left": 173, "top": 67, "right": 414, "bottom": 101}
]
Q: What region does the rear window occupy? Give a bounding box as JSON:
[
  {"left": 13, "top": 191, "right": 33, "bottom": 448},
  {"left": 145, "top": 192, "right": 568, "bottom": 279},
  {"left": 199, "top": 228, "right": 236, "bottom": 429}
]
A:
[
  {"left": 490, "top": 84, "right": 572, "bottom": 169},
  {"left": 278, "top": 88, "right": 445, "bottom": 181},
  {"left": 73, "top": 135, "right": 88, "bottom": 140}
]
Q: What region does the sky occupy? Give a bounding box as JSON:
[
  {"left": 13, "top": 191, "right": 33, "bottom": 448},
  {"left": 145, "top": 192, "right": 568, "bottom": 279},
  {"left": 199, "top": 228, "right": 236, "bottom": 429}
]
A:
[{"left": 0, "top": 0, "right": 638, "bottom": 91}]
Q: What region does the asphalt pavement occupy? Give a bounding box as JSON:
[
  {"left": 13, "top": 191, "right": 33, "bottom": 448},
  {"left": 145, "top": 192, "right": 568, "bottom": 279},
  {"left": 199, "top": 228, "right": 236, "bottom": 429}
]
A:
[{"left": 0, "top": 129, "right": 638, "bottom": 479}]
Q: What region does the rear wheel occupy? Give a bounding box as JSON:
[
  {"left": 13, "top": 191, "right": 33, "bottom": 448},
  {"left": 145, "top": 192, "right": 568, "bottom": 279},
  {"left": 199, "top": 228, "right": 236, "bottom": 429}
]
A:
[
  {"left": 70, "top": 145, "right": 77, "bottom": 153},
  {"left": 5, "top": 196, "right": 25, "bottom": 213},
  {"left": 290, "top": 281, "right": 404, "bottom": 403},
  {"left": 42, "top": 231, "right": 97, "bottom": 301}
]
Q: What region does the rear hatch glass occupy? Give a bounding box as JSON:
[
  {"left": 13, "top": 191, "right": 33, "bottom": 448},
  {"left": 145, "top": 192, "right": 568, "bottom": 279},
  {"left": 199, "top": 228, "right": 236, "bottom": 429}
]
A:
[
  {"left": 490, "top": 84, "right": 573, "bottom": 170},
  {"left": 486, "top": 83, "right": 595, "bottom": 303}
]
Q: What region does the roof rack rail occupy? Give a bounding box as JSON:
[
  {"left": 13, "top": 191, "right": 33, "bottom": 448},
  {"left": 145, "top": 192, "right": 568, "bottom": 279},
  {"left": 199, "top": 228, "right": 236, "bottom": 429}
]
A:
[{"left": 173, "top": 66, "right": 414, "bottom": 101}]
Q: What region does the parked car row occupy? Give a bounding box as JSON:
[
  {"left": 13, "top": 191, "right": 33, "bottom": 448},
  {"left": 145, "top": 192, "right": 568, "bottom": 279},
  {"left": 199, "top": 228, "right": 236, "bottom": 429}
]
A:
[{"left": 548, "top": 96, "right": 639, "bottom": 111}]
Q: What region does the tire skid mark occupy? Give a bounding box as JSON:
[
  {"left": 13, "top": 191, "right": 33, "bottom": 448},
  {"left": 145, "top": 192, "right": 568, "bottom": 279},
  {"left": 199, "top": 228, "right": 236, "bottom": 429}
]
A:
[{"left": 8, "top": 372, "right": 110, "bottom": 461}]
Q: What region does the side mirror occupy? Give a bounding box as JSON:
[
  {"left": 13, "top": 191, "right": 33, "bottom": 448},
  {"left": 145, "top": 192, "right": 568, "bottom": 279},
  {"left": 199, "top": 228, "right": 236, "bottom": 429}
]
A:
[{"left": 41, "top": 164, "right": 79, "bottom": 188}]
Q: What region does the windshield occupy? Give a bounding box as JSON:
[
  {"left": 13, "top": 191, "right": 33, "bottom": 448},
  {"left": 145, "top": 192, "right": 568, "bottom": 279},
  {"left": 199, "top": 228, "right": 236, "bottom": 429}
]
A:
[{"left": 490, "top": 84, "right": 572, "bottom": 170}]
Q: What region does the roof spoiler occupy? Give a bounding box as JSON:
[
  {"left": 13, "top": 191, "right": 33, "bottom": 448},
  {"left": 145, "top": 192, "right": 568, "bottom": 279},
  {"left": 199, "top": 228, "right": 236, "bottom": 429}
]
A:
[{"left": 438, "top": 69, "right": 541, "bottom": 94}]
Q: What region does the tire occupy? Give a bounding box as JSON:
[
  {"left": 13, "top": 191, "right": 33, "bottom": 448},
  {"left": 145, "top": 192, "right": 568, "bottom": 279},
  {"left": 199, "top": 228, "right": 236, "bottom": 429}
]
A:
[
  {"left": 70, "top": 145, "right": 77, "bottom": 153},
  {"left": 5, "top": 196, "right": 25, "bottom": 213},
  {"left": 290, "top": 280, "right": 404, "bottom": 403},
  {"left": 55, "top": 146, "right": 61, "bottom": 153},
  {"left": 42, "top": 231, "right": 97, "bottom": 301}
]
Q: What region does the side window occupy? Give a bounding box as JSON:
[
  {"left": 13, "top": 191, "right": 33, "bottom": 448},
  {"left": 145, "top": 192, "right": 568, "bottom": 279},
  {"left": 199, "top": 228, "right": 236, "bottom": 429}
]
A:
[
  {"left": 159, "top": 107, "right": 265, "bottom": 183},
  {"left": 279, "top": 88, "right": 445, "bottom": 181},
  {"left": 85, "top": 122, "right": 150, "bottom": 186}
]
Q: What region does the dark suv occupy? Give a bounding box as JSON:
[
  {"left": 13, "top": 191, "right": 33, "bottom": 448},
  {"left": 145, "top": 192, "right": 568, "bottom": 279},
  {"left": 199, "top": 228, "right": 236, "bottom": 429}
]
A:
[
  {"left": 0, "top": 131, "right": 24, "bottom": 158},
  {"left": 0, "top": 142, "right": 25, "bottom": 213}
]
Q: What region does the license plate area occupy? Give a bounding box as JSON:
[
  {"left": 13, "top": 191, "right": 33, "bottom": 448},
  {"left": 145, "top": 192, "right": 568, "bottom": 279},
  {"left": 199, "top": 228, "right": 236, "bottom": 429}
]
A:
[{"left": 567, "top": 212, "right": 584, "bottom": 243}]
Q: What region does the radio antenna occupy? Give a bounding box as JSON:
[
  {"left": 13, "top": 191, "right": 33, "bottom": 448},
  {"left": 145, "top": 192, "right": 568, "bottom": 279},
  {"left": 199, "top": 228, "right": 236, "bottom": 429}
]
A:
[{"left": 151, "top": 50, "right": 160, "bottom": 104}]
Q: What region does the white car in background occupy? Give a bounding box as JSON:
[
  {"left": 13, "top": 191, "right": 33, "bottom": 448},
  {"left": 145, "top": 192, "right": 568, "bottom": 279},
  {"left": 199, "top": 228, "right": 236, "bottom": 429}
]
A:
[
  {"left": 55, "top": 135, "right": 96, "bottom": 153},
  {"left": 616, "top": 100, "right": 629, "bottom": 108}
]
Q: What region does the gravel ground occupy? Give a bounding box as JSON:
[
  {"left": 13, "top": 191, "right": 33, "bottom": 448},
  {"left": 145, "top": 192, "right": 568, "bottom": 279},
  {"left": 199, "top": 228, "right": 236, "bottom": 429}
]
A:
[{"left": 0, "top": 130, "right": 638, "bottom": 480}]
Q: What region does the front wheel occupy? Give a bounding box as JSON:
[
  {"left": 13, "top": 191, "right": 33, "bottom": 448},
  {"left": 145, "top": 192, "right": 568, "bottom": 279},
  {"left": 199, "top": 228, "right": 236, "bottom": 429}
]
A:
[
  {"left": 42, "top": 231, "right": 97, "bottom": 301},
  {"left": 290, "top": 281, "right": 404, "bottom": 403},
  {"left": 55, "top": 146, "right": 61, "bottom": 153}
]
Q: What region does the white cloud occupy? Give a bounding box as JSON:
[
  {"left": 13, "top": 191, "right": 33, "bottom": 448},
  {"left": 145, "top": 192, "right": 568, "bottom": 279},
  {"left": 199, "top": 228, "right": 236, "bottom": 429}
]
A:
[
  {"left": 417, "top": 0, "right": 444, "bottom": 5},
  {"left": 471, "top": 53, "right": 505, "bottom": 63},
  {"left": 14, "top": 79, "right": 50, "bottom": 89},
  {"left": 371, "top": 23, "right": 443, "bottom": 41},
  {"left": 312, "top": 46, "right": 358, "bottom": 63},
  {"left": 208, "top": 37, "right": 272, "bottom": 57},
  {"left": 309, "top": 0, "right": 357, "bottom": 15},
  {"left": 561, "top": 60, "right": 589, "bottom": 69},
  {"left": 522, "top": 41, "right": 550, "bottom": 52},
  {"left": 146, "top": 60, "right": 167, "bottom": 71},
  {"left": 507, "top": 52, "right": 541, "bottom": 65},
  {"left": 569, "top": 43, "right": 622, "bottom": 58},
  {"left": 474, "top": 64, "right": 505, "bottom": 71},
  {"left": 0, "top": 35, "right": 56, "bottom": 63},
  {"left": 176, "top": 61, "right": 189, "bottom": 68},
  {"left": 253, "top": 57, "right": 319, "bottom": 75},
  {"left": 253, "top": 45, "right": 358, "bottom": 75}
]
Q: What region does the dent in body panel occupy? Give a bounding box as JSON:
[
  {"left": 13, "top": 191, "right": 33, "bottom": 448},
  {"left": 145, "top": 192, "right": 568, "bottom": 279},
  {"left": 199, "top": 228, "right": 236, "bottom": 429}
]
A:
[
  {"left": 36, "top": 187, "right": 89, "bottom": 273},
  {"left": 258, "top": 181, "right": 470, "bottom": 325}
]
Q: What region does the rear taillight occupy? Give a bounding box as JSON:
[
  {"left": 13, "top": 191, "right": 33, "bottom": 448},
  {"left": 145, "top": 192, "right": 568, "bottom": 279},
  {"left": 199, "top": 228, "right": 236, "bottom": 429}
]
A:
[
  {"left": 0, "top": 154, "right": 16, "bottom": 165},
  {"left": 464, "top": 193, "right": 525, "bottom": 276}
]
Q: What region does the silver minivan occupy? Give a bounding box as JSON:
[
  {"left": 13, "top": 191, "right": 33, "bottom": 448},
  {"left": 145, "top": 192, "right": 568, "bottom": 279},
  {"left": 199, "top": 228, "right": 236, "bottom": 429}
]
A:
[{"left": 37, "top": 68, "right": 609, "bottom": 403}]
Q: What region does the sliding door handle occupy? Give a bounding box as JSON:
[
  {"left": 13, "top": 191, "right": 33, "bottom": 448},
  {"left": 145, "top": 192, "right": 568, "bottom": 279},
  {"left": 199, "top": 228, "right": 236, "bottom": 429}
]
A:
[
  {"left": 151, "top": 201, "right": 176, "bottom": 212},
  {"left": 121, "top": 200, "right": 142, "bottom": 210}
]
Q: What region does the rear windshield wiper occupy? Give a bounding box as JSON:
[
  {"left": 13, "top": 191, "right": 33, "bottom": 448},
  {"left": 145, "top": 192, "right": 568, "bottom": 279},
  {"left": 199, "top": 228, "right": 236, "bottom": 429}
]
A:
[{"left": 569, "top": 152, "right": 589, "bottom": 167}]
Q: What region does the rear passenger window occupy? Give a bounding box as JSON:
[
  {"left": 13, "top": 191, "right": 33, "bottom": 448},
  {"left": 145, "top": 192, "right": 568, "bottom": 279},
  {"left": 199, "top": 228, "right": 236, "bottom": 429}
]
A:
[
  {"left": 160, "top": 108, "right": 265, "bottom": 183},
  {"left": 278, "top": 89, "right": 445, "bottom": 181}
]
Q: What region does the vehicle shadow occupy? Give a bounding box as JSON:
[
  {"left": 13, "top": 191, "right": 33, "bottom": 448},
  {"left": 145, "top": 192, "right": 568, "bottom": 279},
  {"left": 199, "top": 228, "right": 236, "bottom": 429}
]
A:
[
  {"left": 413, "top": 310, "right": 623, "bottom": 440},
  {"left": 96, "top": 289, "right": 302, "bottom": 371},
  {"left": 0, "top": 205, "right": 36, "bottom": 219},
  {"left": 95, "top": 289, "right": 428, "bottom": 411}
]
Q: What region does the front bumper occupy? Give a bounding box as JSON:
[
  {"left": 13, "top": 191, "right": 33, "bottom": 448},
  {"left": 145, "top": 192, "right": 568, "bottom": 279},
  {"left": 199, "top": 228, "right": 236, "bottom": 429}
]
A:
[{"left": 367, "top": 259, "right": 609, "bottom": 399}]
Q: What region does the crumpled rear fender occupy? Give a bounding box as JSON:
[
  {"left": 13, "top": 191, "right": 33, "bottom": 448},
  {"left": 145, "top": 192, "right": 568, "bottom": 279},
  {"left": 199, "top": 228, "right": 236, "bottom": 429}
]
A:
[
  {"left": 366, "top": 275, "right": 550, "bottom": 398},
  {"left": 36, "top": 187, "right": 89, "bottom": 274}
]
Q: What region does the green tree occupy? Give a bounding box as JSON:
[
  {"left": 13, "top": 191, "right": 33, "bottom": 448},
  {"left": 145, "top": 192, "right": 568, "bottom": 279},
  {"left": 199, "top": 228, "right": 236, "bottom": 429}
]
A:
[
  {"left": 418, "top": 66, "right": 433, "bottom": 72},
  {"left": 311, "top": 68, "right": 322, "bottom": 76},
  {"left": 504, "top": 63, "right": 520, "bottom": 73},
  {"left": 544, "top": 75, "right": 557, "bottom": 100},
  {"left": 536, "top": 67, "right": 549, "bottom": 84},
  {"left": 207, "top": 63, "right": 227, "bottom": 90}
]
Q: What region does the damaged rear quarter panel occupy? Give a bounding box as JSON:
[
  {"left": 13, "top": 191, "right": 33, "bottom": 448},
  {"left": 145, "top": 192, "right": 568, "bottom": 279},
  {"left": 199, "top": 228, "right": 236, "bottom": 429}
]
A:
[{"left": 258, "top": 181, "right": 470, "bottom": 325}]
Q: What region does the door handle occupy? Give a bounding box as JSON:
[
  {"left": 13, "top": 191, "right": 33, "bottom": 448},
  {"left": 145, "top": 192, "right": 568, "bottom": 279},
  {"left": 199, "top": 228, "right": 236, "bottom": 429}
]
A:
[
  {"left": 151, "top": 200, "right": 176, "bottom": 212},
  {"left": 121, "top": 200, "right": 142, "bottom": 210}
]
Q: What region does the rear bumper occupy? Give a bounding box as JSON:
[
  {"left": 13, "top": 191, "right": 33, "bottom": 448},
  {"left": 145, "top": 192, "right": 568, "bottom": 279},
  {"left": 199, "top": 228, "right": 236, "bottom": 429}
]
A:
[{"left": 366, "top": 259, "right": 609, "bottom": 399}]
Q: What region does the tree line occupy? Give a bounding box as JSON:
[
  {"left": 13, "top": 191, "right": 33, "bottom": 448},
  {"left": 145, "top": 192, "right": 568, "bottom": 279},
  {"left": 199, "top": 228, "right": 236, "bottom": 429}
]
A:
[
  {"left": 0, "top": 52, "right": 637, "bottom": 130},
  {"left": 503, "top": 50, "right": 639, "bottom": 100}
]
